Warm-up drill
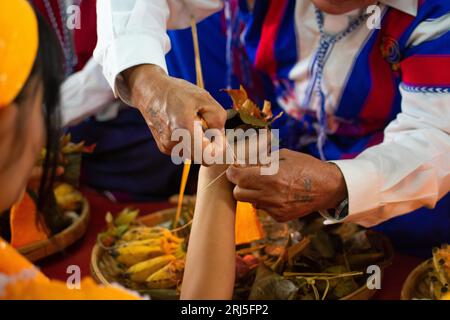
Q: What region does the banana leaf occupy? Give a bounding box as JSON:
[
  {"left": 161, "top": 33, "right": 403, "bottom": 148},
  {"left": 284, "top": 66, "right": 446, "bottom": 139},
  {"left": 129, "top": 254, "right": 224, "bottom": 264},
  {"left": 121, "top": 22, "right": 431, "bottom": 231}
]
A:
[
  {"left": 249, "top": 264, "right": 298, "bottom": 300},
  {"left": 346, "top": 252, "right": 385, "bottom": 269},
  {"left": 310, "top": 230, "right": 335, "bottom": 259},
  {"left": 300, "top": 215, "right": 326, "bottom": 235},
  {"left": 322, "top": 265, "right": 360, "bottom": 299},
  {"left": 331, "top": 223, "right": 361, "bottom": 243},
  {"left": 345, "top": 230, "right": 375, "bottom": 252}
]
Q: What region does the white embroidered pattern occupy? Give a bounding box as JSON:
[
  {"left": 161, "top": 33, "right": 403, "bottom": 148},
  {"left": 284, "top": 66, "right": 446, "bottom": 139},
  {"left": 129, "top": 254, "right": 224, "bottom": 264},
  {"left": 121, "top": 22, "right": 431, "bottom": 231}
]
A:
[{"left": 401, "top": 83, "right": 450, "bottom": 93}]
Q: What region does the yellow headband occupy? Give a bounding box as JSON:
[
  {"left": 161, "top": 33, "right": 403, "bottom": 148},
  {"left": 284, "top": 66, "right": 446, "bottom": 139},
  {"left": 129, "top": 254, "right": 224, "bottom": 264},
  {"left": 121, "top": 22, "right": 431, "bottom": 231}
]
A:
[{"left": 0, "top": 0, "right": 39, "bottom": 108}]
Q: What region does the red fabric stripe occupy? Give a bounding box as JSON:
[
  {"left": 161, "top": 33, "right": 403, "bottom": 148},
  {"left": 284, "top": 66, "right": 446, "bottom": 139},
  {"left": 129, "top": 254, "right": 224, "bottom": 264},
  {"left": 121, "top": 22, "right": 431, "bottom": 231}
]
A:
[
  {"left": 401, "top": 55, "right": 450, "bottom": 86},
  {"left": 74, "top": 0, "right": 98, "bottom": 71},
  {"left": 359, "top": 9, "right": 414, "bottom": 133},
  {"left": 254, "top": 0, "right": 288, "bottom": 78},
  {"left": 383, "top": 8, "right": 415, "bottom": 39}
]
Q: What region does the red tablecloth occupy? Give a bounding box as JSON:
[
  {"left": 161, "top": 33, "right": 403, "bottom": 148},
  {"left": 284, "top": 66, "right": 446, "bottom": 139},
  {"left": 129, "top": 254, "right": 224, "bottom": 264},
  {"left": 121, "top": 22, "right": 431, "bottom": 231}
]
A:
[{"left": 38, "top": 188, "right": 424, "bottom": 300}]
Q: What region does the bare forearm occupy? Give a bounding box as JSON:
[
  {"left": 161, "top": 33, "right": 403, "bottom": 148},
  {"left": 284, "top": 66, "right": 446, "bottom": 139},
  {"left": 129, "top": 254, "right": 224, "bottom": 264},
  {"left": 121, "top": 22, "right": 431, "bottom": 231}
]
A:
[{"left": 181, "top": 165, "right": 236, "bottom": 300}]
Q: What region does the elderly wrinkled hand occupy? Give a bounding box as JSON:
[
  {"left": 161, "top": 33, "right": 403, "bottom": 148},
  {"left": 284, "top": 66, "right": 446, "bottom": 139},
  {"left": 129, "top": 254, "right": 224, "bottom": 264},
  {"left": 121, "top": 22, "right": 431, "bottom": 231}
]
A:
[
  {"left": 124, "top": 64, "right": 227, "bottom": 158},
  {"left": 226, "top": 149, "right": 348, "bottom": 222}
]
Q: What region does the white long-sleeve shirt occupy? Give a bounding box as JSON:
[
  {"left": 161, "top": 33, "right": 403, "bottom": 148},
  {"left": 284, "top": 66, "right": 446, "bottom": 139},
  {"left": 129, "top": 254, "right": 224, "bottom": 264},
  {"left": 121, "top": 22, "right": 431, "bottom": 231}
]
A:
[
  {"left": 94, "top": 0, "right": 450, "bottom": 227},
  {"left": 60, "top": 57, "right": 119, "bottom": 126}
]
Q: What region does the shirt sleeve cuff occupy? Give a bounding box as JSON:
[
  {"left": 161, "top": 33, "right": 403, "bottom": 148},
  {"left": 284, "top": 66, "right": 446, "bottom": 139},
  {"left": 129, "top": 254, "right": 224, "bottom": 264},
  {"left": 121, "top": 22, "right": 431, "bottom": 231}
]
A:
[
  {"left": 94, "top": 34, "right": 169, "bottom": 105},
  {"left": 329, "top": 159, "right": 382, "bottom": 226}
]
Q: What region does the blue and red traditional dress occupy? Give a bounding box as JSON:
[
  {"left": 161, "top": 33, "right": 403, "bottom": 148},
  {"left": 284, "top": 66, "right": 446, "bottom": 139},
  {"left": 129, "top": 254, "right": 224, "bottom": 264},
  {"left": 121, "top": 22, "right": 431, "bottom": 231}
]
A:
[{"left": 225, "top": 0, "right": 450, "bottom": 257}]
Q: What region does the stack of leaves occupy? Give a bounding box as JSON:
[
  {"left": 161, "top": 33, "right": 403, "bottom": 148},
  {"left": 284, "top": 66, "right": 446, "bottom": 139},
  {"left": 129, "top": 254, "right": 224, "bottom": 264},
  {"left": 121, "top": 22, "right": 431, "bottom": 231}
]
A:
[{"left": 233, "top": 215, "right": 392, "bottom": 300}]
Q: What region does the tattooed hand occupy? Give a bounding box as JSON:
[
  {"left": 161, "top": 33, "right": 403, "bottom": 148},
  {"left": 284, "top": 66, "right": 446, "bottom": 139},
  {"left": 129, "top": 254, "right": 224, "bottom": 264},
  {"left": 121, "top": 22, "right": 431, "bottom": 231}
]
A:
[
  {"left": 123, "top": 64, "right": 227, "bottom": 157},
  {"left": 226, "top": 149, "right": 348, "bottom": 222}
]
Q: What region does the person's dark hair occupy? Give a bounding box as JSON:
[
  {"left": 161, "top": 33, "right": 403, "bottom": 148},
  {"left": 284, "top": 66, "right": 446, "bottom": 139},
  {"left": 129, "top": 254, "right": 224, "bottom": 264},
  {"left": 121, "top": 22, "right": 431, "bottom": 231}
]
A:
[
  {"left": 36, "top": 12, "right": 69, "bottom": 234},
  {"left": 15, "top": 11, "right": 66, "bottom": 234}
]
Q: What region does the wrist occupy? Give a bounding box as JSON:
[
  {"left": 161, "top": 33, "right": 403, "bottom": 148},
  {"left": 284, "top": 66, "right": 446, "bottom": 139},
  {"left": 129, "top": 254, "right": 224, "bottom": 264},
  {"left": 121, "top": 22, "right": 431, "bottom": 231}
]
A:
[
  {"left": 122, "top": 64, "right": 168, "bottom": 108},
  {"left": 326, "top": 162, "right": 348, "bottom": 209},
  {"left": 199, "top": 164, "right": 233, "bottom": 193},
  {"left": 201, "top": 164, "right": 229, "bottom": 180}
]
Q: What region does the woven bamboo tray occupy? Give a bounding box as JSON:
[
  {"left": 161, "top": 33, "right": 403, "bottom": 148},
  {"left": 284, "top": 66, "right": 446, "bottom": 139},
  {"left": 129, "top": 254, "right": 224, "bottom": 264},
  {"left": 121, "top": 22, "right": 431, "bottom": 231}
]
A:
[
  {"left": 91, "top": 208, "right": 177, "bottom": 299},
  {"left": 400, "top": 259, "right": 432, "bottom": 300},
  {"left": 90, "top": 207, "right": 176, "bottom": 287},
  {"left": 91, "top": 208, "right": 393, "bottom": 300},
  {"left": 17, "top": 198, "right": 90, "bottom": 262}
]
